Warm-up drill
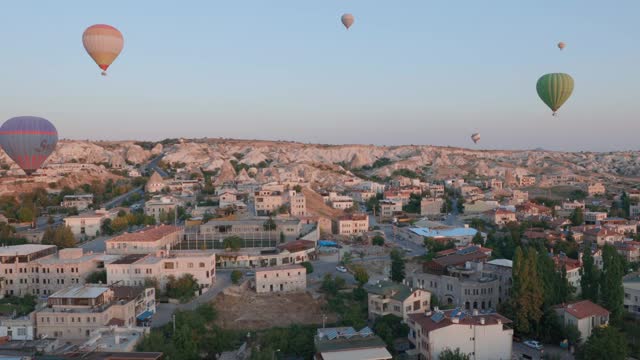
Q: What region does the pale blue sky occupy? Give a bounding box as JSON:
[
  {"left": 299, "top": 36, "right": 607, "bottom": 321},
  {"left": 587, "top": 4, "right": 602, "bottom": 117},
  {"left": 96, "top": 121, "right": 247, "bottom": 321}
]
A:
[{"left": 0, "top": 1, "right": 638, "bottom": 151}]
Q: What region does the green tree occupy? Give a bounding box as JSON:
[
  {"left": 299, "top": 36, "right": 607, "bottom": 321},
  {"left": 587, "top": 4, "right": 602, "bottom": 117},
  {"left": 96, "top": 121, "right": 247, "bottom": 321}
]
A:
[
  {"left": 600, "top": 244, "right": 625, "bottom": 325},
  {"left": 511, "top": 247, "right": 544, "bottom": 334},
  {"left": 353, "top": 266, "right": 369, "bottom": 286},
  {"left": 341, "top": 251, "right": 353, "bottom": 266},
  {"left": 166, "top": 274, "right": 199, "bottom": 302},
  {"left": 293, "top": 185, "right": 302, "bottom": 193},
  {"left": 580, "top": 243, "right": 599, "bottom": 303},
  {"left": 569, "top": 207, "right": 584, "bottom": 226},
  {"left": 110, "top": 216, "right": 129, "bottom": 233},
  {"left": 230, "top": 270, "right": 243, "bottom": 285},
  {"left": 263, "top": 217, "right": 277, "bottom": 231},
  {"left": 439, "top": 348, "right": 471, "bottom": 360},
  {"left": 42, "top": 226, "right": 76, "bottom": 248},
  {"left": 223, "top": 236, "right": 244, "bottom": 251},
  {"left": 390, "top": 249, "right": 406, "bottom": 282},
  {"left": 372, "top": 235, "right": 385, "bottom": 246},
  {"left": 279, "top": 231, "right": 285, "bottom": 243},
  {"left": 300, "top": 261, "right": 313, "bottom": 274},
  {"left": 563, "top": 323, "right": 581, "bottom": 347},
  {"left": 471, "top": 232, "right": 484, "bottom": 245},
  {"left": 17, "top": 206, "right": 35, "bottom": 223},
  {"left": 373, "top": 314, "right": 410, "bottom": 353},
  {"left": 576, "top": 326, "right": 627, "bottom": 360},
  {"left": 85, "top": 270, "right": 107, "bottom": 284}
]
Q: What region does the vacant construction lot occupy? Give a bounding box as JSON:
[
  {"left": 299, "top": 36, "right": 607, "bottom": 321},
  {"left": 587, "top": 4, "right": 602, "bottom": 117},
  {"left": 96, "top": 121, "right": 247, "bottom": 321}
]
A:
[{"left": 212, "top": 286, "right": 337, "bottom": 330}]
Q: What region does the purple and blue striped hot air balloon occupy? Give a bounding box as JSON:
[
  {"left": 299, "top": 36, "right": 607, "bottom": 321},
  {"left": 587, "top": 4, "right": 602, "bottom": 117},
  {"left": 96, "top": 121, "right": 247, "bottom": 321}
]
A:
[{"left": 0, "top": 116, "right": 58, "bottom": 175}]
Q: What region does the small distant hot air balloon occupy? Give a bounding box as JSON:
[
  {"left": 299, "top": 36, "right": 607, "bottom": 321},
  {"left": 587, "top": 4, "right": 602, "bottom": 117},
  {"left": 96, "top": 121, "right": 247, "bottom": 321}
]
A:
[
  {"left": 558, "top": 42, "right": 566, "bottom": 50},
  {"left": 341, "top": 13, "right": 354, "bottom": 30},
  {"left": 0, "top": 116, "right": 58, "bottom": 176},
  {"left": 82, "top": 24, "right": 124, "bottom": 76},
  {"left": 536, "top": 73, "right": 574, "bottom": 116},
  {"left": 471, "top": 133, "right": 481, "bottom": 144}
]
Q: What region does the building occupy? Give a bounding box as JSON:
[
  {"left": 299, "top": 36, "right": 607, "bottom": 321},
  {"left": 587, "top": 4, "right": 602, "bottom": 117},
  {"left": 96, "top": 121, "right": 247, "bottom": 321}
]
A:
[
  {"left": 552, "top": 254, "right": 582, "bottom": 291},
  {"left": 407, "top": 226, "right": 480, "bottom": 247},
  {"left": 584, "top": 211, "right": 608, "bottom": 224},
  {"left": 106, "top": 250, "right": 216, "bottom": 291},
  {"left": 144, "top": 196, "right": 182, "bottom": 222},
  {"left": 489, "top": 178, "right": 503, "bottom": 190},
  {"left": 0, "top": 316, "right": 34, "bottom": 341},
  {"left": 363, "top": 280, "right": 430, "bottom": 322},
  {"left": 624, "top": 272, "right": 640, "bottom": 317},
  {"left": 380, "top": 200, "right": 403, "bottom": 220},
  {"left": 188, "top": 218, "right": 302, "bottom": 247},
  {"left": 145, "top": 172, "right": 165, "bottom": 193},
  {"left": 0, "top": 245, "right": 116, "bottom": 297},
  {"left": 554, "top": 300, "right": 609, "bottom": 340},
  {"left": 510, "top": 190, "right": 529, "bottom": 204},
  {"left": 315, "top": 327, "right": 392, "bottom": 360},
  {"left": 255, "top": 264, "right": 306, "bottom": 293},
  {"left": 351, "top": 190, "right": 376, "bottom": 203},
  {"left": 615, "top": 241, "right": 640, "bottom": 263},
  {"left": 563, "top": 200, "right": 586, "bottom": 211},
  {"left": 290, "top": 192, "right": 307, "bottom": 217},
  {"left": 407, "top": 309, "right": 513, "bottom": 360},
  {"left": 384, "top": 191, "right": 411, "bottom": 205},
  {"left": 61, "top": 194, "right": 94, "bottom": 211},
  {"left": 421, "top": 198, "right": 444, "bottom": 216},
  {"left": 518, "top": 175, "right": 536, "bottom": 187},
  {"left": 34, "top": 285, "right": 148, "bottom": 340},
  {"left": 427, "top": 184, "right": 445, "bottom": 198},
  {"left": 64, "top": 209, "right": 112, "bottom": 239},
  {"left": 488, "top": 209, "right": 517, "bottom": 226},
  {"left": 631, "top": 204, "right": 640, "bottom": 219},
  {"left": 413, "top": 258, "right": 511, "bottom": 311},
  {"left": 583, "top": 227, "right": 625, "bottom": 246},
  {"left": 105, "top": 225, "right": 181, "bottom": 255},
  {"left": 333, "top": 214, "right": 369, "bottom": 236},
  {"left": 254, "top": 190, "right": 285, "bottom": 215},
  {"left": 587, "top": 183, "right": 606, "bottom": 196}
]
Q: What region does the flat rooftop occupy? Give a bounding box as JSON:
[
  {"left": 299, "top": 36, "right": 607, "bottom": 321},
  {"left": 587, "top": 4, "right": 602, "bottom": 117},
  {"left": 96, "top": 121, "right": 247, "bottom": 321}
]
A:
[
  {"left": 106, "top": 225, "right": 180, "bottom": 243},
  {"left": 0, "top": 244, "right": 56, "bottom": 256},
  {"left": 50, "top": 285, "right": 110, "bottom": 299},
  {"left": 409, "top": 226, "right": 478, "bottom": 238},
  {"left": 255, "top": 264, "right": 305, "bottom": 272}
]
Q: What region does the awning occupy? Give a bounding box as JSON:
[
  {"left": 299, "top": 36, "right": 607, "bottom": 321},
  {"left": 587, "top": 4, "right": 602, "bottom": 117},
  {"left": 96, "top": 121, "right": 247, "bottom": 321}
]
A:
[{"left": 136, "top": 310, "right": 154, "bottom": 321}]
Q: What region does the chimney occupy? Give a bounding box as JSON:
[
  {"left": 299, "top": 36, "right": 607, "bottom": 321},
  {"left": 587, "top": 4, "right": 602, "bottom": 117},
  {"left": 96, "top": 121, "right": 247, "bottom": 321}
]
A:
[{"left": 479, "top": 317, "right": 485, "bottom": 325}]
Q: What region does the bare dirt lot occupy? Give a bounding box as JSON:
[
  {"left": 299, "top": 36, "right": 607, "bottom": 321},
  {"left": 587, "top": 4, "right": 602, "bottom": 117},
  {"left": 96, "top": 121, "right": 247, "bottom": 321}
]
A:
[{"left": 212, "top": 286, "right": 337, "bottom": 330}]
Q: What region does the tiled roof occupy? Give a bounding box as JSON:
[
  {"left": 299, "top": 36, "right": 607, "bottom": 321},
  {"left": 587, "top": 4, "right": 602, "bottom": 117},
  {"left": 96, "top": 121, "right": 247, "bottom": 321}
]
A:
[
  {"left": 408, "top": 310, "right": 512, "bottom": 335},
  {"left": 106, "top": 225, "right": 180, "bottom": 243},
  {"left": 557, "top": 300, "right": 609, "bottom": 319}
]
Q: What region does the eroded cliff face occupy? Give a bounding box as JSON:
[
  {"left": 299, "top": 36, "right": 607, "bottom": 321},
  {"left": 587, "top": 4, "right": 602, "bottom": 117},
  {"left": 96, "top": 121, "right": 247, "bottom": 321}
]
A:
[{"left": 2, "top": 139, "right": 639, "bottom": 185}]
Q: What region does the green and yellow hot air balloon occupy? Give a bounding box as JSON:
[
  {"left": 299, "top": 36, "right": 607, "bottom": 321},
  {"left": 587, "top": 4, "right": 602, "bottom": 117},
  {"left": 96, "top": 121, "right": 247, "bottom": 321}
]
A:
[{"left": 536, "top": 73, "right": 574, "bottom": 115}]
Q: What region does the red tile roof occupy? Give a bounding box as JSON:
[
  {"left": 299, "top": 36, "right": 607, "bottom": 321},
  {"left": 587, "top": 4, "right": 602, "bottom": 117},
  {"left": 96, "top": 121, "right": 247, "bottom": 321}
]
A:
[
  {"left": 557, "top": 300, "right": 609, "bottom": 319},
  {"left": 408, "top": 310, "right": 512, "bottom": 335},
  {"left": 106, "top": 225, "right": 180, "bottom": 243},
  {"left": 552, "top": 255, "right": 581, "bottom": 272}
]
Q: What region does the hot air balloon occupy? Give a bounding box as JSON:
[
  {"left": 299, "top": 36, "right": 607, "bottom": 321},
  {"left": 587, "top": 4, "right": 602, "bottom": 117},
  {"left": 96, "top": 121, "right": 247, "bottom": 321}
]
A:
[
  {"left": 0, "top": 116, "right": 58, "bottom": 176},
  {"left": 558, "top": 42, "right": 566, "bottom": 50},
  {"left": 471, "top": 133, "right": 481, "bottom": 144},
  {"left": 82, "top": 24, "right": 124, "bottom": 76},
  {"left": 536, "top": 73, "right": 574, "bottom": 115},
  {"left": 341, "top": 13, "right": 354, "bottom": 29}
]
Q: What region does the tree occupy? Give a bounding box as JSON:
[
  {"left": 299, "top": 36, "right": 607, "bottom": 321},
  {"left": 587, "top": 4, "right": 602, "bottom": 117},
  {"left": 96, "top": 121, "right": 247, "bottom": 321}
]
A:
[
  {"left": 300, "top": 261, "right": 313, "bottom": 274},
  {"left": 17, "top": 206, "right": 35, "bottom": 223},
  {"left": 390, "top": 249, "right": 406, "bottom": 283},
  {"left": 230, "top": 270, "right": 243, "bottom": 285},
  {"left": 85, "top": 270, "right": 107, "bottom": 284},
  {"left": 263, "top": 217, "right": 276, "bottom": 231},
  {"left": 563, "top": 323, "right": 581, "bottom": 347},
  {"left": 279, "top": 231, "right": 285, "bottom": 243},
  {"left": 580, "top": 243, "right": 599, "bottom": 303},
  {"left": 341, "top": 251, "right": 353, "bottom": 266},
  {"left": 576, "top": 326, "right": 627, "bottom": 360},
  {"left": 166, "top": 274, "right": 199, "bottom": 302},
  {"left": 471, "top": 232, "right": 484, "bottom": 246},
  {"left": 373, "top": 314, "right": 410, "bottom": 353},
  {"left": 372, "top": 235, "right": 385, "bottom": 246},
  {"left": 101, "top": 218, "right": 114, "bottom": 236},
  {"left": 511, "top": 247, "right": 544, "bottom": 334},
  {"left": 42, "top": 226, "right": 76, "bottom": 248},
  {"left": 600, "top": 244, "right": 625, "bottom": 325},
  {"left": 223, "top": 236, "right": 243, "bottom": 251},
  {"left": 293, "top": 185, "right": 302, "bottom": 193},
  {"left": 439, "top": 348, "right": 471, "bottom": 360},
  {"left": 569, "top": 207, "right": 584, "bottom": 226},
  {"left": 47, "top": 216, "right": 55, "bottom": 225},
  {"left": 110, "top": 216, "right": 129, "bottom": 233},
  {"left": 353, "top": 266, "right": 369, "bottom": 286}
]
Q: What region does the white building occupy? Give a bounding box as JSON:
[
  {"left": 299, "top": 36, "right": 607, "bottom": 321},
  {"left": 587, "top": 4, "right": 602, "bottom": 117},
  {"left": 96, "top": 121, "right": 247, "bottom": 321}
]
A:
[
  {"left": 144, "top": 196, "right": 182, "bottom": 222},
  {"left": 255, "top": 264, "right": 306, "bottom": 293},
  {"left": 61, "top": 194, "right": 94, "bottom": 211},
  {"left": 106, "top": 250, "right": 216, "bottom": 291},
  {"left": 624, "top": 272, "right": 640, "bottom": 317},
  {"left": 334, "top": 214, "right": 369, "bottom": 236},
  {"left": 0, "top": 316, "right": 34, "bottom": 341},
  {"left": 364, "top": 280, "right": 430, "bottom": 322},
  {"left": 408, "top": 309, "right": 513, "bottom": 360},
  {"left": 64, "top": 209, "right": 112, "bottom": 239},
  {"left": 105, "top": 225, "right": 181, "bottom": 255},
  {"left": 554, "top": 300, "right": 609, "bottom": 340},
  {"left": 380, "top": 200, "right": 403, "bottom": 220}
]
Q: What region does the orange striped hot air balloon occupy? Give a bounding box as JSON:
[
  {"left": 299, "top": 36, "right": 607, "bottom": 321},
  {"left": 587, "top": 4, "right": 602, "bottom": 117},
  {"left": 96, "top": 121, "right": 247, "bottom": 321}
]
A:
[{"left": 82, "top": 24, "right": 124, "bottom": 76}]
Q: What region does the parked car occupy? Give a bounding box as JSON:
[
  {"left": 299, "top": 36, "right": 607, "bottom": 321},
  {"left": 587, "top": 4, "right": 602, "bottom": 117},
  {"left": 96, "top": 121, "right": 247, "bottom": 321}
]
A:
[
  {"left": 336, "top": 265, "right": 348, "bottom": 273},
  {"left": 245, "top": 271, "right": 255, "bottom": 276},
  {"left": 524, "top": 340, "right": 543, "bottom": 350}
]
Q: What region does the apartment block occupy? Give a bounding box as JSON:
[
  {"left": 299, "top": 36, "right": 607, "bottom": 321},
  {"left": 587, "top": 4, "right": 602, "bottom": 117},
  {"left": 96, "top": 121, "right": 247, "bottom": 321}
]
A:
[
  {"left": 363, "top": 280, "right": 430, "bottom": 322},
  {"left": 105, "top": 225, "right": 181, "bottom": 255},
  {"left": 333, "top": 214, "right": 369, "bottom": 236},
  {"left": 255, "top": 264, "right": 306, "bottom": 293}
]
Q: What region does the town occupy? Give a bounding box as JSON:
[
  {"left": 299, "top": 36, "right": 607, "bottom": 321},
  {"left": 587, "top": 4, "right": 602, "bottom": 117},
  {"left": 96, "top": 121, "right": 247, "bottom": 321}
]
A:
[{"left": 0, "top": 139, "right": 637, "bottom": 360}]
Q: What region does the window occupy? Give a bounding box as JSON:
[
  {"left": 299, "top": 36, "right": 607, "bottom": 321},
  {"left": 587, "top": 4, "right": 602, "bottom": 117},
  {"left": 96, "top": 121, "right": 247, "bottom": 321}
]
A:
[
  {"left": 199, "top": 262, "right": 205, "bottom": 268},
  {"left": 188, "top": 263, "right": 194, "bottom": 268}
]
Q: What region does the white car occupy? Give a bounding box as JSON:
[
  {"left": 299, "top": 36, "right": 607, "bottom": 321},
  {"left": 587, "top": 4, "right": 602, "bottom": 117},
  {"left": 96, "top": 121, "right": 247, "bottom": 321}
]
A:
[
  {"left": 524, "top": 340, "right": 543, "bottom": 350},
  {"left": 336, "top": 266, "right": 348, "bottom": 273}
]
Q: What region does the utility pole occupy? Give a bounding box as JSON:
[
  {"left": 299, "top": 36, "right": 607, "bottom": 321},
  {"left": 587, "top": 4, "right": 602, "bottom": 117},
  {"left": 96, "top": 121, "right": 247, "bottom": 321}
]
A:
[{"left": 172, "top": 314, "right": 176, "bottom": 334}]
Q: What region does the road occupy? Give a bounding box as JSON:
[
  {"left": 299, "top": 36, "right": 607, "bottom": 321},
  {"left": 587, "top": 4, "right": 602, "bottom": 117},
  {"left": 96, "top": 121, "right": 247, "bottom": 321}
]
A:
[
  {"left": 79, "top": 235, "right": 111, "bottom": 252},
  {"left": 512, "top": 342, "right": 574, "bottom": 360},
  {"left": 152, "top": 270, "right": 232, "bottom": 328},
  {"left": 144, "top": 154, "right": 168, "bottom": 178},
  {"left": 103, "top": 186, "right": 143, "bottom": 209}
]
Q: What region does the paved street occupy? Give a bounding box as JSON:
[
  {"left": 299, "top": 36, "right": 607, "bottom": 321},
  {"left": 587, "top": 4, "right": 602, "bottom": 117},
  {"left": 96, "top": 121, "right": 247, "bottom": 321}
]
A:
[
  {"left": 79, "top": 235, "right": 110, "bottom": 252},
  {"left": 151, "top": 270, "right": 232, "bottom": 328},
  {"left": 512, "top": 342, "right": 574, "bottom": 360},
  {"left": 103, "top": 186, "right": 143, "bottom": 209}
]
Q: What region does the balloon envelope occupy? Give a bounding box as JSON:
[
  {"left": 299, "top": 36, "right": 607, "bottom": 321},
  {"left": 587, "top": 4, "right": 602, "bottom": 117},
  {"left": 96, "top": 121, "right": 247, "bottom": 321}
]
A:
[
  {"left": 536, "top": 73, "right": 574, "bottom": 114},
  {"left": 471, "top": 133, "right": 480, "bottom": 144},
  {"left": 0, "top": 116, "right": 58, "bottom": 175},
  {"left": 558, "top": 42, "right": 566, "bottom": 50},
  {"left": 82, "top": 24, "right": 124, "bottom": 74},
  {"left": 341, "top": 13, "right": 354, "bottom": 29}
]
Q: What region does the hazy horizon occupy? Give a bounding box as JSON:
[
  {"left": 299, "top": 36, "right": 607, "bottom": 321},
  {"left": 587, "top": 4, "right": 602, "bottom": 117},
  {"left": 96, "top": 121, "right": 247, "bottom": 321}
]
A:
[{"left": 2, "top": 1, "right": 639, "bottom": 152}]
